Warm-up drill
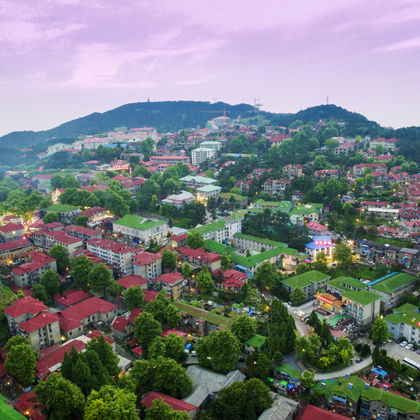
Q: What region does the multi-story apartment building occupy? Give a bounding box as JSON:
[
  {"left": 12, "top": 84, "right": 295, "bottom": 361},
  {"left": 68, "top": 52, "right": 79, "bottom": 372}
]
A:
[
  {"left": 149, "top": 155, "right": 190, "bottom": 165},
  {"left": 86, "top": 238, "right": 141, "bottom": 274},
  {"left": 199, "top": 141, "right": 222, "bottom": 151},
  {"left": 45, "top": 204, "right": 81, "bottom": 224},
  {"left": 113, "top": 215, "right": 168, "bottom": 245},
  {"left": 263, "top": 179, "right": 290, "bottom": 196},
  {"left": 281, "top": 270, "right": 331, "bottom": 298},
  {"left": 283, "top": 164, "right": 302, "bottom": 179},
  {"left": 31, "top": 230, "right": 83, "bottom": 257},
  {"left": 0, "top": 239, "right": 34, "bottom": 264},
  {"left": 153, "top": 272, "right": 185, "bottom": 300},
  {"left": 386, "top": 303, "right": 420, "bottom": 345},
  {"left": 3, "top": 296, "right": 61, "bottom": 350},
  {"left": 132, "top": 251, "right": 162, "bottom": 280},
  {"left": 63, "top": 225, "right": 102, "bottom": 244},
  {"left": 12, "top": 252, "right": 57, "bottom": 287},
  {"left": 179, "top": 175, "right": 217, "bottom": 188},
  {"left": 196, "top": 185, "right": 222, "bottom": 201},
  {"left": 191, "top": 148, "right": 216, "bottom": 166},
  {"left": 193, "top": 218, "right": 242, "bottom": 243},
  {"left": 177, "top": 247, "right": 221, "bottom": 272}
]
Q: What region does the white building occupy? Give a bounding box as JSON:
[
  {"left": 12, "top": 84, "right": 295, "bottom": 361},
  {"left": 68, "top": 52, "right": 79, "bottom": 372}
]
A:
[
  {"left": 191, "top": 148, "right": 216, "bottom": 166},
  {"left": 386, "top": 303, "right": 420, "bottom": 345},
  {"left": 161, "top": 191, "right": 195, "bottom": 209},
  {"left": 199, "top": 141, "right": 222, "bottom": 151},
  {"left": 196, "top": 185, "right": 222, "bottom": 202},
  {"left": 112, "top": 215, "right": 168, "bottom": 244},
  {"left": 194, "top": 218, "right": 242, "bottom": 243}
]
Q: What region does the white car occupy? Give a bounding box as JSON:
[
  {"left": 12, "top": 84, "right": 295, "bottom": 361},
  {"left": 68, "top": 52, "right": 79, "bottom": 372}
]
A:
[
  {"left": 191, "top": 350, "right": 196, "bottom": 356},
  {"left": 400, "top": 341, "right": 408, "bottom": 347},
  {"left": 406, "top": 343, "right": 414, "bottom": 350}
]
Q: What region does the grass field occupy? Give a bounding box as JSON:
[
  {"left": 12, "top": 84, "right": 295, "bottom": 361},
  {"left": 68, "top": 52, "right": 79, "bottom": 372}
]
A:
[
  {"left": 174, "top": 301, "right": 236, "bottom": 328},
  {"left": 0, "top": 395, "right": 26, "bottom": 420}
]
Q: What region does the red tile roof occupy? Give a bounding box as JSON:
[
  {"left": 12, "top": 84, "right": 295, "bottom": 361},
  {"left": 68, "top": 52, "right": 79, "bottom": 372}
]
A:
[
  {"left": 54, "top": 289, "right": 92, "bottom": 307},
  {"left": 12, "top": 261, "right": 45, "bottom": 275},
  {"left": 111, "top": 316, "right": 129, "bottom": 332},
  {"left": 36, "top": 339, "right": 86, "bottom": 379},
  {"left": 162, "top": 328, "right": 187, "bottom": 337},
  {"left": 60, "top": 296, "right": 117, "bottom": 324},
  {"left": 132, "top": 346, "right": 143, "bottom": 356},
  {"left": 132, "top": 251, "right": 162, "bottom": 266},
  {"left": 143, "top": 289, "right": 158, "bottom": 303},
  {"left": 0, "top": 223, "right": 24, "bottom": 233},
  {"left": 3, "top": 296, "right": 47, "bottom": 318},
  {"left": 28, "top": 251, "right": 56, "bottom": 265},
  {"left": 64, "top": 225, "right": 102, "bottom": 237},
  {"left": 141, "top": 391, "right": 196, "bottom": 412},
  {"left": 81, "top": 206, "right": 107, "bottom": 218},
  {"left": 117, "top": 275, "right": 148, "bottom": 289},
  {"left": 19, "top": 312, "right": 59, "bottom": 333},
  {"left": 0, "top": 239, "right": 32, "bottom": 253},
  {"left": 155, "top": 272, "right": 184, "bottom": 285},
  {"left": 14, "top": 392, "right": 46, "bottom": 420},
  {"left": 301, "top": 405, "right": 349, "bottom": 420},
  {"left": 87, "top": 330, "right": 114, "bottom": 345},
  {"left": 128, "top": 308, "right": 143, "bottom": 324},
  {"left": 177, "top": 246, "right": 221, "bottom": 263}
]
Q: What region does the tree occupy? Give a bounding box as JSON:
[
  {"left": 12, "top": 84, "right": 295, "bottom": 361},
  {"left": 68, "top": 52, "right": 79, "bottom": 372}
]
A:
[
  {"left": 313, "top": 252, "right": 329, "bottom": 273},
  {"left": 162, "top": 249, "right": 177, "bottom": 270},
  {"left": 148, "top": 337, "right": 166, "bottom": 360},
  {"left": 49, "top": 244, "right": 70, "bottom": 274},
  {"left": 185, "top": 230, "right": 205, "bottom": 249},
  {"left": 124, "top": 286, "right": 144, "bottom": 311},
  {"left": 39, "top": 270, "right": 60, "bottom": 298},
  {"left": 74, "top": 214, "right": 88, "bottom": 227},
  {"left": 231, "top": 315, "right": 256, "bottom": 342},
  {"left": 35, "top": 373, "right": 85, "bottom": 420},
  {"left": 195, "top": 268, "right": 214, "bottom": 294},
  {"left": 152, "top": 356, "right": 193, "bottom": 398},
  {"left": 145, "top": 398, "right": 189, "bottom": 420},
  {"left": 307, "top": 310, "right": 321, "bottom": 333},
  {"left": 165, "top": 304, "right": 181, "bottom": 328},
  {"left": 71, "top": 255, "right": 93, "bottom": 290},
  {"left": 333, "top": 243, "right": 353, "bottom": 269},
  {"left": 300, "top": 370, "right": 315, "bottom": 390},
  {"left": 290, "top": 287, "right": 306, "bottom": 305},
  {"left": 4, "top": 335, "right": 30, "bottom": 352},
  {"left": 84, "top": 385, "right": 138, "bottom": 420},
  {"left": 141, "top": 137, "right": 155, "bottom": 160},
  {"left": 4, "top": 341, "right": 37, "bottom": 386},
  {"left": 43, "top": 212, "right": 60, "bottom": 224},
  {"left": 196, "top": 330, "right": 240, "bottom": 372},
  {"left": 253, "top": 262, "right": 278, "bottom": 290},
  {"left": 134, "top": 312, "right": 162, "bottom": 354},
  {"left": 221, "top": 253, "right": 231, "bottom": 270},
  {"left": 32, "top": 283, "right": 50, "bottom": 306},
  {"left": 246, "top": 352, "right": 273, "bottom": 381},
  {"left": 371, "top": 317, "right": 389, "bottom": 344},
  {"left": 129, "top": 359, "right": 154, "bottom": 395},
  {"left": 86, "top": 335, "right": 120, "bottom": 377},
  {"left": 181, "top": 263, "right": 191, "bottom": 279},
  {"left": 88, "top": 263, "right": 113, "bottom": 296},
  {"left": 164, "top": 333, "right": 187, "bottom": 363}
]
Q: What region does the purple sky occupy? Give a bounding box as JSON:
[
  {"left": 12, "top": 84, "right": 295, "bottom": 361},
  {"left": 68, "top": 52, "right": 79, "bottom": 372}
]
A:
[{"left": 1, "top": 0, "right": 420, "bottom": 135}]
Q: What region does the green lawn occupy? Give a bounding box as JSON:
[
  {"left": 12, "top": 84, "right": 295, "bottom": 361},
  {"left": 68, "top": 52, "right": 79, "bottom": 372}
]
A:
[
  {"left": 0, "top": 395, "right": 26, "bottom": 420},
  {"left": 174, "top": 301, "right": 236, "bottom": 328}
]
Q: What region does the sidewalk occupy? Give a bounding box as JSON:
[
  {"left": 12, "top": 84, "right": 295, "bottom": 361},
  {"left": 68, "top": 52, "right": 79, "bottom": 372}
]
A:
[{"left": 314, "top": 357, "right": 372, "bottom": 381}]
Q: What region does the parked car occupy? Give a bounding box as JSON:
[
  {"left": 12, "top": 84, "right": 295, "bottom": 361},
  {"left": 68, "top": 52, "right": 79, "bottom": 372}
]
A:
[
  {"left": 406, "top": 343, "right": 414, "bottom": 350},
  {"left": 400, "top": 341, "right": 408, "bottom": 347},
  {"left": 356, "top": 358, "right": 362, "bottom": 363},
  {"left": 191, "top": 350, "right": 196, "bottom": 356}
]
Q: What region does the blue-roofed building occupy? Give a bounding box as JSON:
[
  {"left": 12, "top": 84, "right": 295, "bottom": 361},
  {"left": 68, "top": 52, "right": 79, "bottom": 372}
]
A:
[{"left": 305, "top": 235, "right": 334, "bottom": 260}]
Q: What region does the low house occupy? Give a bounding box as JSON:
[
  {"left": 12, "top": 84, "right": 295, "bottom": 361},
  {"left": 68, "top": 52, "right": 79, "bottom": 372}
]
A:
[
  {"left": 45, "top": 204, "right": 80, "bottom": 224},
  {"left": 63, "top": 225, "right": 102, "bottom": 244},
  {"left": 196, "top": 185, "right": 222, "bottom": 202},
  {"left": 177, "top": 247, "right": 221, "bottom": 272},
  {"left": 220, "top": 269, "right": 247, "bottom": 293},
  {"left": 54, "top": 289, "right": 92, "bottom": 309},
  {"left": 117, "top": 274, "right": 149, "bottom": 291},
  {"left": 161, "top": 191, "right": 195, "bottom": 208},
  {"left": 245, "top": 334, "right": 267, "bottom": 353},
  {"left": 183, "top": 366, "right": 245, "bottom": 411}
]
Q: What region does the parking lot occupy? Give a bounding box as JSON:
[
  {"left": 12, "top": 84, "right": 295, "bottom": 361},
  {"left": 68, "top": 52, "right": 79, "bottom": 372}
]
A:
[{"left": 383, "top": 342, "right": 420, "bottom": 364}]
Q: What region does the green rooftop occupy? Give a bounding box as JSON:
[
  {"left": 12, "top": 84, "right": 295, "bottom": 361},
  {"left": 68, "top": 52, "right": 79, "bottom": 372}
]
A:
[
  {"left": 385, "top": 303, "right": 420, "bottom": 331},
  {"left": 114, "top": 214, "right": 166, "bottom": 231},
  {"left": 230, "top": 246, "right": 298, "bottom": 268},
  {"left": 193, "top": 220, "right": 226, "bottom": 234},
  {"left": 205, "top": 240, "right": 236, "bottom": 255},
  {"left": 327, "top": 375, "right": 420, "bottom": 414},
  {"left": 179, "top": 175, "right": 216, "bottom": 185},
  {"left": 46, "top": 203, "right": 78, "bottom": 212},
  {"left": 251, "top": 199, "right": 293, "bottom": 212},
  {"left": 196, "top": 185, "right": 222, "bottom": 192},
  {"left": 274, "top": 364, "right": 301, "bottom": 379},
  {"left": 245, "top": 334, "right": 267, "bottom": 349},
  {"left": 282, "top": 270, "right": 331, "bottom": 289},
  {"left": 289, "top": 204, "right": 321, "bottom": 216},
  {"left": 371, "top": 272, "right": 416, "bottom": 294},
  {"left": 327, "top": 276, "right": 367, "bottom": 292},
  {"left": 342, "top": 289, "right": 381, "bottom": 306},
  {"left": 233, "top": 233, "right": 288, "bottom": 248},
  {"left": 219, "top": 192, "right": 247, "bottom": 201}
]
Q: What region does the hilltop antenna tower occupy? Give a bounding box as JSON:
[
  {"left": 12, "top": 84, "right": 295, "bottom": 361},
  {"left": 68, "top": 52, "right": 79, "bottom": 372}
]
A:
[{"left": 326, "top": 95, "right": 329, "bottom": 105}]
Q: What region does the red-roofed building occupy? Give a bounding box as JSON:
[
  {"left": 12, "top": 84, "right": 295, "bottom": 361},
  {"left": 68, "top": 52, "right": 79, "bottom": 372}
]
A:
[
  {"left": 59, "top": 296, "right": 117, "bottom": 339},
  {"left": 314, "top": 169, "right": 339, "bottom": 180},
  {"left": 36, "top": 221, "right": 64, "bottom": 231},
  {"left": 14, "top": 392, "right": 47, "bottom": 420},
  {"left": 263, "top": 178, "right": 290, "bottom": 195},
  {"left": 177, "top": 247, "right": 221, "bottom": 272},
  {"left": 132, "top": 251, "right": 162, "bottom": 280},
  {"left": 132, "top": 346, "right": 143, "bottom": 357},
  {"left": 87, "top": 330, "right": 115, "bottom": 350},
  {"left": 117, "top": 274, "right": 149, "bottom": 290},
  {"left": 369, "top": 137, "right": 399, "bottom": 151},
  {"left": 307, "top": 221, "right": 329, "bottom": 236},
  {"left": 0, "top": 222, "right": 25, "bottom": 242},
  {"left": 268, "top": 133, "right": 291, "bottom": 144},
  {"left": 150, "top": 155, "right": 190, "bottom": 165},
  {"left": 63, "top": 225, "right": 102, "bottom": 243},
  {"left": 31, "top": 230, "right": 83, "bottom": 257},
  {"left": 170, "top": 233, "right": 187, "bottom": 247},
  {"left": 121, "top": 177, "right": 146, "bottom": 193},
  {"left": 0, "top": 239, "right": 34, "bottom": 264},
  {"left": 54, "top": 289, "right": 92, "bottom": 309},
  {"left": 12, "top": 260, "right": 54, "bottom": 288},
  {"left": 4, "top": 296, "right": 60, "bottom": 350},
  {"left": 220, "top": 269, "right": 247, "bottom": 293},
  {"left": 300, "top": 404, "right": 350, "bottom": 420},
  {"left": 87, "top": 238, "right": 142, "bottom": 274},
  {"left": 141, "top": 392, "right": 197, "bottom": 418},
  {"left": 283, "top": 164, "right": 303, "bottom": 179},
  {"left": 73, "top": 249, "right": 107, "bottom": 266},
  {"left": 162, "top": 328, "right": 188, "bottom": 341},
  {"left": 111, "top": 316, "right": 130, "bottom": 340},
  {"left": 80, "top": 206, "right": 109, "bottom": 226},
  {"left": 35, "top": 339, "right": 86, "bottom": 380},
  {"left": 143, "top": 289, "right": 159, "bottom": 303},
  {"left": 154, "top": 272, "right": 185, "bottom": 300}
]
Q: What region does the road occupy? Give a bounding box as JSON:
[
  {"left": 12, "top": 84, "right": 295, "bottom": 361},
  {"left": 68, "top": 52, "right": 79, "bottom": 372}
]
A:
[{"left": 314, "top": 356, "right": 372, "bottom": 381}]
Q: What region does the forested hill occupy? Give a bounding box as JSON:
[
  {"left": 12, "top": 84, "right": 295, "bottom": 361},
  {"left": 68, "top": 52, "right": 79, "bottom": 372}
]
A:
[{"left": 0, "top": 101, "right": 278, "bottom": 148}]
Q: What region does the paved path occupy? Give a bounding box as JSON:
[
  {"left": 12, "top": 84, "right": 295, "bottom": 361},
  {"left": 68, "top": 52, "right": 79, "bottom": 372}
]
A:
[
  {"left": 314, "top": 357, "right": 372, "bottom": 380},
  {"left": 383, "top": 342, "right": 420, "bottom": 364}
]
